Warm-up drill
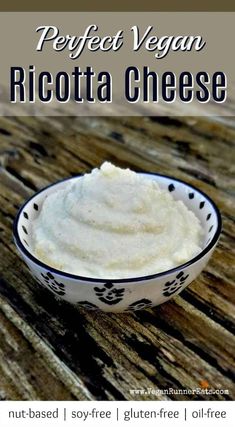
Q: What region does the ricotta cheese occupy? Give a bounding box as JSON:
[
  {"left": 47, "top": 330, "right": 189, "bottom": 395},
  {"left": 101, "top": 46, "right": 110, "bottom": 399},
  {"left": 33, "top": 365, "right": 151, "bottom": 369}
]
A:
[{"left": 31, "top": 162, "right": 203, "bottom": 278}]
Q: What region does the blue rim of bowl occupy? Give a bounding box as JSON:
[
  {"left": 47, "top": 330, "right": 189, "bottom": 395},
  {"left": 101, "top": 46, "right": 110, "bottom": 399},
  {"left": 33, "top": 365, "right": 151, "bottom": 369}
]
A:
[{"left": 13, "top": 172, "right": 222, "bottom": 284}]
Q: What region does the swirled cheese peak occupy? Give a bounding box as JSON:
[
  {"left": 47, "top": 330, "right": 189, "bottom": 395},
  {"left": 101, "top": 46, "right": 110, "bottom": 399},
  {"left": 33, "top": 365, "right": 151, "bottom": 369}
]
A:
[{"left": 31, "top": 162, "right": 203, "bottom": 278}]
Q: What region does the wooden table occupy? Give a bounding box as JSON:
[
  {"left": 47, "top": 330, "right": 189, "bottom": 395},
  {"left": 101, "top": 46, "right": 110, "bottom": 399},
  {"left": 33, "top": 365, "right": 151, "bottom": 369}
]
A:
[{"left": 0, "top": 115, "right": 234, "bottom": 400}]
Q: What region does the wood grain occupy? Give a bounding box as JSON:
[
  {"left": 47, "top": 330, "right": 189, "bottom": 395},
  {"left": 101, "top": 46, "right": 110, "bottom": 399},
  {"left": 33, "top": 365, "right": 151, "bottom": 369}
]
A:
[{"left": 0, "top": 115, "right": 234, "bottom": 401}]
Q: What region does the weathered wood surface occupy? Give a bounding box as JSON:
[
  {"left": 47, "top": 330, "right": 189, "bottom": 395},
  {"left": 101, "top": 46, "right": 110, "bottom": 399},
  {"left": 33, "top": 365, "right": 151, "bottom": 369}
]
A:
[{"left": 0, "top": 115, "right": 234, "bottom": 401}]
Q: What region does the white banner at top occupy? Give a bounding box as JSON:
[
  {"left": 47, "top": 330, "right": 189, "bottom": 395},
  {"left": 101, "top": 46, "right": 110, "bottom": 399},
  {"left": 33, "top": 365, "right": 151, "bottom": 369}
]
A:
[{"left": 0, "top": 12, "right": 235, "bottom": 116}]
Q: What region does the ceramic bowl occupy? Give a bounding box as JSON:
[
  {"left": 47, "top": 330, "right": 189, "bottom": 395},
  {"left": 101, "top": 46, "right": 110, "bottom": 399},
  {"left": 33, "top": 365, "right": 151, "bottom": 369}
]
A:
[{"left": 13, "top": 173, "right": 221, "bottom": 312}]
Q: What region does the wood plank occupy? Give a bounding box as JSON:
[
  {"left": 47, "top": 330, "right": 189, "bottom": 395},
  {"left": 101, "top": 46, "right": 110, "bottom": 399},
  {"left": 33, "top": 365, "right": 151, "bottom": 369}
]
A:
[{"left": 0, "top": 115, "right": 234, "bottom": 400}]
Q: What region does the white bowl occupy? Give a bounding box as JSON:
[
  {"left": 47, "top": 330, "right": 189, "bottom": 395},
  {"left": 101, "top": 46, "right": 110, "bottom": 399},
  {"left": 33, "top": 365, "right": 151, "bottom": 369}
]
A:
[{"left": 13, "top": 173, "right": 221, "bottom": 312}]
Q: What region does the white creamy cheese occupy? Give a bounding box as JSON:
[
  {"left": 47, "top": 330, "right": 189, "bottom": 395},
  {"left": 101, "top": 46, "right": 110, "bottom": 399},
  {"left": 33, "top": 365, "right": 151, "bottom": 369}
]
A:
[{"left": 31, "top": 162, "right": 203, "bottom": 278}]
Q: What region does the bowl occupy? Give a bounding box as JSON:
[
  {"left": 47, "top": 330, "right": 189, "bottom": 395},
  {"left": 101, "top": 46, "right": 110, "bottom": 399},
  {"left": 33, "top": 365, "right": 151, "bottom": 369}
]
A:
[{"left": 13, "top": 173, "right": 221, "bottom": 312}]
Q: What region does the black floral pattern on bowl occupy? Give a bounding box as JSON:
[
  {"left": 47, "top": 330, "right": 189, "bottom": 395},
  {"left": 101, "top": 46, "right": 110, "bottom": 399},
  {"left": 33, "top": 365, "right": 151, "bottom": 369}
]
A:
[
  {"left": 94, "top": 282, "right": 125, "bottom": 305},
  {"left": 126, "top": 298, "right": 153, "bottom": 311},
  {"left": 163, "top": 271, "right": 189, "bottom": 297},
  {"left": 76, "top": 301, "right": 99, "bottom": 310},
  {"left": 37, "top": 271, "right": 66, "bottom": 296}
]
